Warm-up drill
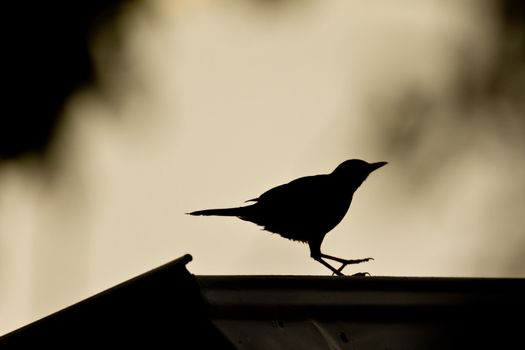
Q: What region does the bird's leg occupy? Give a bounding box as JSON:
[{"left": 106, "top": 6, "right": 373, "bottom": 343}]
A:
[
  {"left": 321, "top": 254, "right": 374, "bottom": 275},
  {"left": 313, "top": 256, "right": 344, "bottom": 276},
  {"left": 309, "top": 240, "right": 347, "bottom": 276},
  {"left": 310, "top": 240, "right": 373, "bottom": 276}
]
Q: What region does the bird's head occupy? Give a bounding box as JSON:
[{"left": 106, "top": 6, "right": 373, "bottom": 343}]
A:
[{"left": 332, "top": 159, "right": 387, "bottom": 187}]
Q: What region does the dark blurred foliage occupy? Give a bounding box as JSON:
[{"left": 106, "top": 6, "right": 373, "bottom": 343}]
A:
[
  {"left": 370, "top": 0, "right": 525, "bottom": 179},
  {"left": 494, "top": 0, "right": 525, "bottom": 108},
  {"left": 1, "top": 1, "right": 130, "bottom": 161},
  {"left": 365, "top": 0, "right": 525, "bottom": 275}
]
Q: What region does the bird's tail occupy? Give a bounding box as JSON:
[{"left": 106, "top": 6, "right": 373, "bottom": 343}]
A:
[{"left": 187, "top": 206, "right": 247, "bottom": 217}]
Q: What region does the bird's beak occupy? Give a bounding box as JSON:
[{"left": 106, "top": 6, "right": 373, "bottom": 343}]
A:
[{"left": 369, "top": 161, "right": 388, "bottom": 172}]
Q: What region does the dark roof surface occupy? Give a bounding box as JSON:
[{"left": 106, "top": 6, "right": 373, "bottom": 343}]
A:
[
  {"left": 199, "top": 275, "right": 525, "bottom": 349},
  {"left": 1, "top": 255, "right": 524, "bottom": 349},
  {"left": 0, "top": 255, "right": 232, "bottom": 348}
]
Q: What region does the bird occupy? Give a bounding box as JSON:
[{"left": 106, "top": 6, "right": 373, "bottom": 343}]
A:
[{"left": 188, "top": 159, "right": 387, "bottom": 276}]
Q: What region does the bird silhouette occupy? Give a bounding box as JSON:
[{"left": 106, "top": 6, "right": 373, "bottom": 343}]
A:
[{"left": 188, "top": 159, "right": 387, "bottom": 276}]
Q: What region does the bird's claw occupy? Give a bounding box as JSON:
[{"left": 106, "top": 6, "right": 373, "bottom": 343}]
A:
[
  {"left": 332, "top": 270, "right": 371, "bottom": 277},
  {"left": 351, "top": 272, "right": 371, "bottom": 277}
]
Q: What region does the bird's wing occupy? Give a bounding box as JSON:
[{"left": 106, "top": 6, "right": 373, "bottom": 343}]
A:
[{"left": 254, "top": 174, "right": 328, "bottom": 204}]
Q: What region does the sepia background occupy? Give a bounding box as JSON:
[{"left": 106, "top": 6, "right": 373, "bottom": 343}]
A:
[{"left": 1, "top": 0, "right": 524, "bottom": 335}]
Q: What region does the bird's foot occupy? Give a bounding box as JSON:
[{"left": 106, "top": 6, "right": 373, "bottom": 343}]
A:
[
  {"left": 351, "top": 272, "right": 371, "bottom": 277},
  {"left": 334, "top": 257, "right": 374, "bottom": 274},
  {"left": 315, "top": 254, "right": 373, "bottom": 277},
  {"left": 331, "top": 271, "right": 371, "bottom": 277}
]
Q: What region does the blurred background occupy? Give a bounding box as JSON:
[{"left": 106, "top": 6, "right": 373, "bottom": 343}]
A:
[{"left": 1, "top": 0, "right": 524, "bottom": 335}]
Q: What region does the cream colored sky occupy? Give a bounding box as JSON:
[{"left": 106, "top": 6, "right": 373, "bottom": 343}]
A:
[{"left": 1, "top": 0, "right": 524, "bottom": 336}]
